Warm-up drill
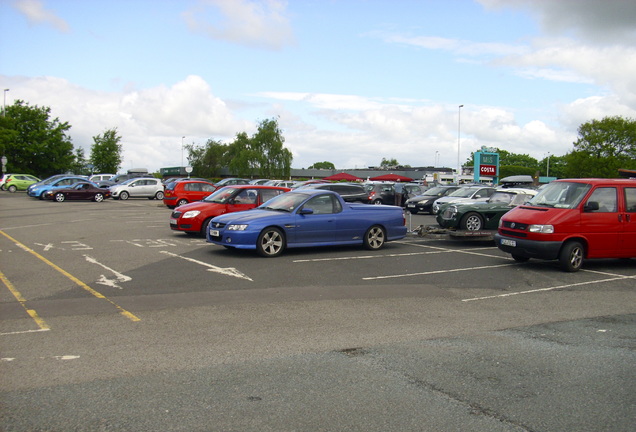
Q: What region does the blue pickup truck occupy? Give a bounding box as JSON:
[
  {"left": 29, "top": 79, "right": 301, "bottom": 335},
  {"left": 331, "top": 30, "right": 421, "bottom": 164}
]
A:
[{"left": 206, "top": 189, "right": 407, "bottom": 257}]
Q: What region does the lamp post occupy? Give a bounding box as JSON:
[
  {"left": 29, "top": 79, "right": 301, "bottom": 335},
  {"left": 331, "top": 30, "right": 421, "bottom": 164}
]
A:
[
  {"left": 181, "top": 136, "right": 185, "bottom": 168},
  {"left": 3, "top": 89, "right": 9, "bottom": 117},
  {"left": 457, "top": 104, "right": 464, "bottom": 179},
  {"left": 546, "top": 152, "right": 551, "bottom": 177},
  {"left": 435, "top": 150, "right": 439, "bottom": 167}
]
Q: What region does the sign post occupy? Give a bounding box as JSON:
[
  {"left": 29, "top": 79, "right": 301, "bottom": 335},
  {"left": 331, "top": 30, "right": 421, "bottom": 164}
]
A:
[{"left": 473, "top": 147, "right": 499, "bottom": 184}]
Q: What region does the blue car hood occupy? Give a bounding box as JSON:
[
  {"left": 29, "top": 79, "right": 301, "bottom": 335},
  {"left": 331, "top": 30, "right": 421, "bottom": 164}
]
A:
[{"left": 212, "top": 209, "right": 283, "bottom": 224}]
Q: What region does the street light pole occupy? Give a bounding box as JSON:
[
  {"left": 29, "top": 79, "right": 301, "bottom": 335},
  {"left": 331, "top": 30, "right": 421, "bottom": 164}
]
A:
[
  {"left": 457, "top": 104, "right": 464, "bottom": 180},
  {"left": 546, "top": 152, "right": 551, "bottom": 177},
  {"left": 181, "top": 136, "right": 185, "bottom": 168},
  {"left": 3, "top": 89, "right": 9, "bottom": 117}
]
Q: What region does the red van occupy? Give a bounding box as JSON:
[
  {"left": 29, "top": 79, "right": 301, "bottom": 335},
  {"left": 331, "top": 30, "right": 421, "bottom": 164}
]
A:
[
  {"left": 495, "top": 178, "right": 636, "bottom": 271},
  {"left": 170, "top": 185, "right": 290, "bottom": 236}
]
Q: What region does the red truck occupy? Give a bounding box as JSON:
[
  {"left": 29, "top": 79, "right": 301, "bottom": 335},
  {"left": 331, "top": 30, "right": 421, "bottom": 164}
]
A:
[{"left": 495, "top": 178, "right": 636, "bottom": 271}]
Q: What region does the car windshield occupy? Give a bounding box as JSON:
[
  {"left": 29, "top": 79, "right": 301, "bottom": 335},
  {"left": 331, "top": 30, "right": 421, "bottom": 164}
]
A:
[
  {"left": 202, "top": 187, "right": 238, "bottom": 203},
  {"left": 448, "top": 187, "right": 477, "bottom": 198},
  {"left": 422, "top": 186, "right": 449, "bottom": 196},
  {"left": 258, "top": 192, "right": 308, "bottom": 212},
  {"left": 487, "top": 192, "right": 516, "bottom": 204},
  {"left": 119, "top": 178, "right": 136, "bottom": 185},
  {"left": 528, "top": 182, "right": 591, "bottom": 209}
]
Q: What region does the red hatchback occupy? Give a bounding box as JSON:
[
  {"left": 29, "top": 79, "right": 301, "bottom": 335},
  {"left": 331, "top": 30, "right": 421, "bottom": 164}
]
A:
[
  {"left": 169, "top": 185, "right": 291, "bottom": 236},
  {"left": 163, "top": 180, "right": 217, "bottom": 209}
]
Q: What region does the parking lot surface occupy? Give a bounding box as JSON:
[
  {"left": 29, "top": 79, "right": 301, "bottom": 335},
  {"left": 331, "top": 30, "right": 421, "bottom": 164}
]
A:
[{"left": 1, "top": 193, "right": 635, "bottom": 431}]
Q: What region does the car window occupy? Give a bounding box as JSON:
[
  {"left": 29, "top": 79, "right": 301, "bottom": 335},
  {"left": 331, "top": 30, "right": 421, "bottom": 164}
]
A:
[
  {"left": 202, "top": 184, "right": 215, "bottom": 192},
  {"left": 259, "top": 189, "right": 284, "bottom": 202},
  {"left": 234, "top": 189, "right": 257, "bottom": 204},
  {"left": 303, "top": 194, "right": 341, "bottom": 214},
  {"left": 625, "top": 188, "right": 636, "bottom": 213},
  {"left": 586, "top": 187, "right": 617, "bottom": 212}
]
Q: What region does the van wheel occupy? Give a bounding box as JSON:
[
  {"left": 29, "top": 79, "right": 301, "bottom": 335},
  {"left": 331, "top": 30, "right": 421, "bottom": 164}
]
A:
[{"left": 559, "top": 241, "right": 584, "bottom": 272}]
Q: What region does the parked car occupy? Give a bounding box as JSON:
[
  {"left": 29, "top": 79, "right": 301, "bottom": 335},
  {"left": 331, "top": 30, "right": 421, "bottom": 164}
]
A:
[
  {"left": 1, "top": 174, "right": 41, "bottom": 192},
  {"left": 249, "top": 179, "right": 270, "bottom": 185},
  {"left": 305, "top": 183, "right": 368, "bottom": 203},
  {"left": 89, "top": 174, "right": 115, "bottom": 182},
  {"left": 170, "top": 185, "right": 290, "bottom": 236},
  {"left": 364, "top": 183, "right": 428, "bottom": 206},
  {"left": 27, "top": 176, "right": 88, "bottom": 199},
  {"left": 431, "top": 185, "right": 496, "bottom": 214},
  {"left": 495, "top": 178, "right": 636, "bottom": 272},
  {"left": 436, "top": 188, "right": 537, "bottom": 231},
  {"left": 404, "top": 185, "right": 461, "bottom": 214},
  {"left": 206, "top": 189, "right": 407, "bottom": 257},
  {"left": 43, "top": 181, "right": 111, "bottom": 202},
  {"left": 110, "top": 178, "right": 164, "bottom": 200},
  {"left": 214, "top": 178, "right": 250, "bottom": 188},
  {"left": 163, "top": 180, "right": 217, "bottom": 209}
]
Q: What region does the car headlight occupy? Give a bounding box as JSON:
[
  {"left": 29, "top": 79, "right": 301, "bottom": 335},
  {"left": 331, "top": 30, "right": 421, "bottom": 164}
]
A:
[
  {"left": 182, "top": 210, "right": 201, "bottom": 219},
  {"left": 529, "top": 224, "right": 554, "bottom": 233},
  {"left": 227, "top": 224, "right": 249, "bottom": 231}
]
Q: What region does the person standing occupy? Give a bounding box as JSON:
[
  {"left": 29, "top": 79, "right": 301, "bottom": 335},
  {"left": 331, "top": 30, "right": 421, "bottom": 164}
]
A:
[{"left": 393, "top": 182, "right": 404, "bottom": 206}]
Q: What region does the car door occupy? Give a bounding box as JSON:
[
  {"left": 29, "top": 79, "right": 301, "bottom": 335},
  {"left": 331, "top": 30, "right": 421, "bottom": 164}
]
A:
[
  {"left": 67, "top": 183, "right": 88, "bottom": 199},
  {"left": 580, "top": 186, "right": 621, "bottom": 257},
  {"left": 621, "top": 186, "right": 636, "bottom": 256},
  {"left": 293, "top": 194, "right": 339, "bottom": 244}
]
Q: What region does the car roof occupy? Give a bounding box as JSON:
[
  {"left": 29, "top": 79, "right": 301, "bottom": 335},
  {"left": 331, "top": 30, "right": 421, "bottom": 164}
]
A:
[
  {"left": 493, "top": 187, "right": 537, "bottom": 194},
  {"left": 554, "top": 178, "right": 636, "bottom": 185},
  {"left": 219, "top": 184, "right": 290, "bottom": 190}
]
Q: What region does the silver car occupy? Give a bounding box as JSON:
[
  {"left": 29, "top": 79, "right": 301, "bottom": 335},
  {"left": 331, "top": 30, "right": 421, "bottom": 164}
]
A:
[{"left": 110, "top": 178, "right": 164, "bottom": 200}]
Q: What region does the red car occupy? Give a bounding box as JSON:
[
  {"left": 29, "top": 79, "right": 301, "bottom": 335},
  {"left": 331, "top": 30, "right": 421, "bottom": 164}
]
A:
[
  {"left": 44, "top": 182, "right": 111, "bottom": 202},
  {"left": 163, "top": 180, "right": 217, "bottom": 209},
  {"left": 170, "top": 185, "right": 290, "bottom": 236}
]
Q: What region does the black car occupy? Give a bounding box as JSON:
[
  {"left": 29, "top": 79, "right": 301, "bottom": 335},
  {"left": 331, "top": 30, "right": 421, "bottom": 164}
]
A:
[
  {"left": 404, "top": 185, "right": 460, "bottom": 214},
  {"left": 365, "top": 183, "right": 428, "bottom": 206},
  {"left": 306, "top": 183, "right": 368, "bottom": 203}
]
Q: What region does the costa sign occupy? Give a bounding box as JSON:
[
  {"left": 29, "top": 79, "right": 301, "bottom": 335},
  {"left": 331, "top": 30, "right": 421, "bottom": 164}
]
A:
[{"left": 480, "top": 164, "right": 497, "bottom": 175}]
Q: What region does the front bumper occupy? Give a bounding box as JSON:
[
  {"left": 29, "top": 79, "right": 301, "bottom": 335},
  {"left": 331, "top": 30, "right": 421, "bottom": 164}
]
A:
[{"left": 494, "top": 233, "right": 562, "bottom": 260}]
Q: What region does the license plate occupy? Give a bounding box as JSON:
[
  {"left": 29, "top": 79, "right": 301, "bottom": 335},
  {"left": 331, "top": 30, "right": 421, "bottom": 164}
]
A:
[
  {"left": 170, "top": 219, "right": 177, "bottom": 225},
  {"left": 210, "top": 229, "right": 219, "bottom": 237},
  {"left": 407, "top": 204, "right": 415, "bottom": 208},
  {"left": 501, "top": 238, "right": 516, "bottom": 247}
]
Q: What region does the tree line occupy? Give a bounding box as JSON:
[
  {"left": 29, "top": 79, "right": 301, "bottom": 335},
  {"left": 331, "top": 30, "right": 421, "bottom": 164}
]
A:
[{"left": 1, "top": 99, "right": 634, "bottom": 179}]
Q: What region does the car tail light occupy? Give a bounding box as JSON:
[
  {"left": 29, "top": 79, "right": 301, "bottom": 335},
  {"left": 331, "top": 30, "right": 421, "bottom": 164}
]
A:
[{"left": 368, "top": 191, "right": 376, "bottom": 199}]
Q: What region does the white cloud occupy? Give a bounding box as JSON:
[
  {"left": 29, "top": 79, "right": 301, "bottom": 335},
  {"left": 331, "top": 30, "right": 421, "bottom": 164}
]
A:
[
  {"left": 13, "top": 0, "right": 70, "bottom": 33},
  {"left": 182, "top": 0, "right": 294, "bottom": 50},
  {"left": 4, "top": 75, "right": 247, "bottom": 172}
]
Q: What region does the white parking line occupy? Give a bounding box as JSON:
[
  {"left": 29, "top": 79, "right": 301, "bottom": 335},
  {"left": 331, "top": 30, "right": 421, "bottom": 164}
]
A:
[
  {"left": 362, "top": 263, "right": 513, "bottom": 280},
  {"left": 160, "top": 251, "right": 253, "bottom": 281},
  {"left": 462, "top": 272, "right": 635, "bottom": 302}
]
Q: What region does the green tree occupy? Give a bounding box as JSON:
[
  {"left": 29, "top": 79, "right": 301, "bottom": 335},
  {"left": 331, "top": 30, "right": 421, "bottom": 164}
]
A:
[
  {"left": 308, "top": 161, "right": 335, "bottom": 170},
  {"left": 380, "top": 158, "right": 399, "bottom": 168},
  {"left": 0, "top": 100, "right": 74, "bottom": 176},
  {"left": 228, "top": 117, "right": 292, "bottom": 178},
  {"left": 71, "top": 147, "right": 89, "bottom": 175},
  {"left": 90, "top": 128, "right": 123, "bottom": 173},
  {"left": 563, "top": 116, "right": 636, "bottom": 178},
  {"left": 186, "top": 139, "right": 228, "bottom": 178}
]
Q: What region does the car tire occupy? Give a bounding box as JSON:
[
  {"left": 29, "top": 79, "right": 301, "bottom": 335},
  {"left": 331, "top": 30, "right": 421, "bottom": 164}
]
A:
[
  {"left": 55, "top": 193, "right": 65, "bottom": 202},
  {"left": 559, "top": 240, "right": 584, "bottom": 272},
  {"left": 177, "top": 198, "right": 188, "bottom": 207},
  {"left": 373, "top": 199, "right": 383, "bottom": 205},
  {"left": 256, "top": 227, "right": 285, "bottom": 257},
  {"left": 7, "top": 185, "right": 17, "bottom": 193},
  {"left": 155, "top": 191, "right": 164, "bottom": 200},
  {"left": 460, "top": 212, "right": 484, "bottom": 231},
  {"left": 119, "top": 191, "right": 129, "bottom": 200},
  {"left": 363, "top": 225, "right": 386, "bottom": 250},
  {"left": 512, "top": 254, "right": 530, "bottom": 263},
  {"left": 200, "top": 217, "right": 213, "bottom": 237},
  {"left": 94, "top": 193, "right": 104, "bottom": 202}
]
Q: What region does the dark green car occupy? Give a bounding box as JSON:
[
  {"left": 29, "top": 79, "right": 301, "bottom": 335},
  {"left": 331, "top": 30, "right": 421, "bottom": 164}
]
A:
[{"left": 436, "top": 188, "right": 537, "bottom": 231}]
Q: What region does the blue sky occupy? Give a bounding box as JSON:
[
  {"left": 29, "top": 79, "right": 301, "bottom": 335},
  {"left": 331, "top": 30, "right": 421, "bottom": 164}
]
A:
[{"left": 2, "top": 0, "right": 635, "bottom": 174}]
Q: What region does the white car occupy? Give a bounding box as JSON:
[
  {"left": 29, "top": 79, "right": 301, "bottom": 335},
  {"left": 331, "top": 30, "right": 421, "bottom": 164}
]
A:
[
  {"left": 110, "top": 178, "right": 164, "bottom": 200},
  {"left": 431, "top": 185, "right": 496, "bottom": 214},
  {"left": 89, "top": 173, "right": 115, "bottom": 182}
]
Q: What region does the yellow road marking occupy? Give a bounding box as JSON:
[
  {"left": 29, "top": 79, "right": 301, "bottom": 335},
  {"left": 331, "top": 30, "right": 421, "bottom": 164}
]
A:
[
  {"left": 0, "top": 270, "right": 50, "bottom": 331},
  {"left": 0, "top": 230, "right": 140, "bottom": 322}
]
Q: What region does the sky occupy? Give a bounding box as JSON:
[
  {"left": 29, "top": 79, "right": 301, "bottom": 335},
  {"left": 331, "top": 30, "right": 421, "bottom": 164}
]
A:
[{"left": 2, "top": 0, "right": 636, "bottom": 174}]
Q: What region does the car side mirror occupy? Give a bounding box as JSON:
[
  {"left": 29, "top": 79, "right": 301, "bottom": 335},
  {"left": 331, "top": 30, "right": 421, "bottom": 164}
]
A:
[
  {"left": 584, "top": 201, "right": 599, "bottom": 212},
  {"left": 299, "top": 208, "right": 314, "bottom": 215}
]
